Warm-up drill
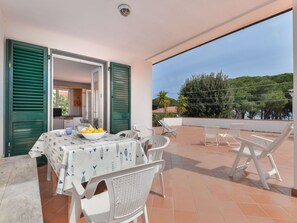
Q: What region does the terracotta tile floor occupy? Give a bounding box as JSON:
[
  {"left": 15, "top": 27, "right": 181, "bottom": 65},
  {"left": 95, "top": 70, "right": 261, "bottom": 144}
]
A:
[{"left": 38, "top": 126, "right": 297, "bottom": 223}]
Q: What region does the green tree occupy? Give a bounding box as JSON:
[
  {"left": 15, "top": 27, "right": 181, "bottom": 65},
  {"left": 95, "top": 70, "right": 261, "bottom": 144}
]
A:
[
  {"left": 52, "top": 89, "right": 69, "bottom": 115},
  {"left": 229, "top": 78, "right": 250, "bottom": 119},
  {"left": 269, "top": 73, "right": 293, "bottom": 119},
  {"left": 59, "top": 95, "right": 69, "bottom": 115},
  {"left": 157, "top": 91, "right": 170, "bottom": 113},
  {"left": 52, "top": 90, "right": 57, "bottom": 107},
  {"left": 248, "top": 78, "right": 274, "bottom": 119},
  {"left": 176, "top": 95, "right": 188, "bottom": 115},
  {"left": 180, "top": 72, "right": 233, "bottom": 118},
  {"left": 229, "top": 73, "right": 292, "bottom": 120},
  {"left": 152, "top": 97, "right": 177, "bottom": 109}
]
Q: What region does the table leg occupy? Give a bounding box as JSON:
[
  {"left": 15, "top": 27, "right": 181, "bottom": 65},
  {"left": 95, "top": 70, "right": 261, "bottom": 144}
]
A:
[
  {"left": 47, "top": 162, "right": 52, "bottom": 181},
  {"left": 51, "top": 170, "right": 58, "bottom": 196}
]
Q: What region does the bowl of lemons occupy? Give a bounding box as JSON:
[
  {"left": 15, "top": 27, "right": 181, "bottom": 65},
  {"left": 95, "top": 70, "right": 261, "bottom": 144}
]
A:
[{"left": 81, "top": 127, "right": 106, "bottom": 140}]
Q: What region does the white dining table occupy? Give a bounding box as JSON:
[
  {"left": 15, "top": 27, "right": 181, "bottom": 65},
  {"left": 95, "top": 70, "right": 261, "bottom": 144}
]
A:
[{"left": 29, "top": 130, "right": 147, "bottom": 195}]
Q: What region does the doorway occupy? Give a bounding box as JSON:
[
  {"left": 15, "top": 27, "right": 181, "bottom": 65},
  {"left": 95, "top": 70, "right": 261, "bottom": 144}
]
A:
[
  {"left": 5, "top": 40, "right": 130, "bottom": 158},
  {"left": 50, "top": 50, "right": 108, "bottom": 131}
]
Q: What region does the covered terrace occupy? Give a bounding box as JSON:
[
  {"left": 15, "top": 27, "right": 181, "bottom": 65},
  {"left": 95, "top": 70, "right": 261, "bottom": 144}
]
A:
[{"left": 39, "top": 125, "right": 296, "bottom": 223}]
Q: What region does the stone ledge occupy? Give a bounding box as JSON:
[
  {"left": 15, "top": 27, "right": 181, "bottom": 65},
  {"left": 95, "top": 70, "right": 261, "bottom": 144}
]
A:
[{"left": 0, "top": 155, "right": 43, "bottom": 222}]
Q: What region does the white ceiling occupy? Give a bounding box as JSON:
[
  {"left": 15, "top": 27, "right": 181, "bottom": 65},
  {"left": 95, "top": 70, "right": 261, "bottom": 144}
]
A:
[
  {"left": 0, "top": 0, "right": 292, "bottom": 63},
  {"left": 54, "top": 58, "right": 98, "bottom": 83}
]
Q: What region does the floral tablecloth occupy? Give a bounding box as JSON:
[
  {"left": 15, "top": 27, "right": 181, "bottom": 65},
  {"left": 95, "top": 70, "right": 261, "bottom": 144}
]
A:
[{"left": 29, "top": 130, "right": 146, "bottom": 194}]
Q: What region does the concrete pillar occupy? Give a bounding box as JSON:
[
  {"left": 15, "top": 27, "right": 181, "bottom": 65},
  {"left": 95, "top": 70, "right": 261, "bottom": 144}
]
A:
[{"left": 293, "top": 0, "right": 297, "bottom": 196}]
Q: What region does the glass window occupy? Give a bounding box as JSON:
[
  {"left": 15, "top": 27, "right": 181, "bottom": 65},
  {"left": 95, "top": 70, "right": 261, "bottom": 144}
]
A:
[{"left": 53, "top": 88, "right": 69, "bottom": 115}]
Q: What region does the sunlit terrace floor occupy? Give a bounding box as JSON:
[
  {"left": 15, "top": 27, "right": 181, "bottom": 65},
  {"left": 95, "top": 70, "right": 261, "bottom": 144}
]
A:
[{"left": 38, "top": 126, "right": 297, "bottom": 223}]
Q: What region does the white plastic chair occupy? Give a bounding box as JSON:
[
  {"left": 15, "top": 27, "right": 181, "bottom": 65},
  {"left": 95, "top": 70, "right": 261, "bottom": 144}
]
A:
[
  {"left": 140, "top": 135, "right": 170, "bottom": 198},
  {"left": 158, "top": 120, "right": 177, "bottom": 137},
  {"left": 204, "top": 126, "right": 219, "bottom": 146},
  {"left": 70, "top": 160, "right": 164, "bottom": 223},
  {"left": 219, "top": 123, "right": 244, "bottom": 146},
  {"left": 115, "top": 130, "right": 138, "bottom": 139},
  {"left": 73, "top": 117, "right": 83, "bottom": 129},
  {"left": 76, "top": 123, "right": 91, "bottom": 132},
  {"left": 229, "top": 122, "right": 293, "bottom": 189},
  {"left": 132, "top": 124, "right": 155, "bottom": 139}
]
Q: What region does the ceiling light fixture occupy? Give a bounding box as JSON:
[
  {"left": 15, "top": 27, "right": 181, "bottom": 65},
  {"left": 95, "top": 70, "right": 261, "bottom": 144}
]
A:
[{"left": 118, "top": 4, "right": 131, "bottom": 17}]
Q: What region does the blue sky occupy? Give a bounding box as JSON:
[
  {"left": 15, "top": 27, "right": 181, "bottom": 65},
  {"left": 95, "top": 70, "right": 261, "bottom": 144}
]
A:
[{"left": 152, "top": 11, "right": 293, "bottom": 99}]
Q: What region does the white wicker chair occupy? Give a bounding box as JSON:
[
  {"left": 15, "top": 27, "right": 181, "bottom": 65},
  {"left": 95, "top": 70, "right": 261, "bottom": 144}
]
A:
[
  {"left": 70, "top": 160, "right": 164, "bottom": 223},
  {"left": 115, "top": 130, "right": 138, "bottom": 139},
  {"left": 132, "top": 124, "right": 155, "bottom": 139},
  {"left": 76, "top": 123, "right": 92, "bottom": 132},
  {"left": 229, "top": 122, "right": 293, "bottom": 189},
  {"left": 140, "top": 135, "right": 170, "bottom": 198}
]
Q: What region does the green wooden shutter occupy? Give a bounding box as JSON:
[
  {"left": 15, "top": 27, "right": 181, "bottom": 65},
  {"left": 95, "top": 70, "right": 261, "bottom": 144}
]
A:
[
  {"left": 5, "top": 40, "right": 48, "bottom": 157},
  {"left": 110, "top": 62, "right": 131, "bottom": 134}
]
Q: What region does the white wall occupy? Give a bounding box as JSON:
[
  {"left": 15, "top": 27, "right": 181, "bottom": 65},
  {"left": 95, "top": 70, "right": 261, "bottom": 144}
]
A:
[
  {"left": 0, "top": 9, "right": 4, "bottom": 156},
  {"left": 1, "top": 19, "right": 153, "bottom": 151},
  {"left": 131, "top": 61, "right": 152, "bottom": 128},
  {"left": 162, "top": 117, "right": 183, "bottom": 126},
  {"left": 163, "top": 117, "right": 291, "bottom": 133},
  {"left": 293, "top": 0, "right": 297, "bottom": 191},
  {"left": 5, "top": 20, "right": 139, "bottom": 65}
]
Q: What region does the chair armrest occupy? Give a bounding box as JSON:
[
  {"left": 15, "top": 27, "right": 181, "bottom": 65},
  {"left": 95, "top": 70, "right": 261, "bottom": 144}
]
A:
[
  {"left": 164, "top": 126, "right": 176, "bottom": 132},
  {"left": 147, "top": 147, "right": 164, "bottom": 152},
  {"left": 70, "top": 178, "right": 85, "bottom": 223},
  {"left": 251, "top": 135, "right": 273, "bottom": 147},
  {"left": 147, "top": 147, "right": 163, "bottom": 159},
  {"left": 238, "top": 137, "right": 268, "bottom": 150},
  {"left": 72, "top": 178, "right": 85, "bottom": 198},
  {"left": 149, "top": 128, "right": 155, "bottom": 135},
  {"left": 144, "top": 127, "right": 155, "bottom": 135},
  {"left": 251, "top": 134, "right": 273, "bottom": 143},
  {"left": 153, "top": 160, "right": 165, "bottom": 174}
]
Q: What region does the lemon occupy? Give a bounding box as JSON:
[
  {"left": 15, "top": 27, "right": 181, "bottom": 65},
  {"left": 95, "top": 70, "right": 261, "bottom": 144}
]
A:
[
  {"left": 98, "top": 128, "right": 104, "bottom": 132},
  {"left": 81, "top": 129, "right": 87, "bottom": 133}
]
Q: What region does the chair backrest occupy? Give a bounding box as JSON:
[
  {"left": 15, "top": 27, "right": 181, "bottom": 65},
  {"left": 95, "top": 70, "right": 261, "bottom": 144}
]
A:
[
  {"left": 140, "top": 135, "right": 170, "bottom": 162},
  {"left": 262, "top": 122, "right": 293, "bottom": 156},
  {"left": 73, "top": 117, "right": 83, "bottom": 128},
  {"left": 228, "top": 123, "right": 244, "bottom": 137},
  {"left": 159, "top": 120, "right": 171, "bottom": 131},
  {"left": 132, "top": 124, "right": 154, "bottom": 138},
  {"left": 115, "top": 130, "right": 138, "bottom": 139},
  {"left": 76, "top": 123, "right": 91, "bottom": 132},
  {"left": 85, "top": 160, "right": 164, "bottom": 223},
  {"left": 204, "top": 126, "right": 219, "bottom": 138}
]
